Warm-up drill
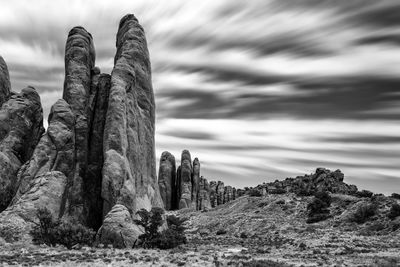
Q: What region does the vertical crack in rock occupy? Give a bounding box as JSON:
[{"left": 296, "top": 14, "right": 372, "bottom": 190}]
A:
[
  {"left": 85, "top": 74, "right": 111, "bottom": 230},
  {"left": 0, "top": 86, "right": 44, "bottom": 211},
  {"left": 63, "top": 26, "right": 95, "bottom": 220}
]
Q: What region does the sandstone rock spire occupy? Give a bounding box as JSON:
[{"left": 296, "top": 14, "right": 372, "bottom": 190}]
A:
[
  {"left": 178, "top": 150, "right": 193, "bottom": 209},
  {"left": 158, "top": 151, "right": 177, "bottom": 210},
  {"left": 63, "top": 26, "right": 96, "bottom": 220}
]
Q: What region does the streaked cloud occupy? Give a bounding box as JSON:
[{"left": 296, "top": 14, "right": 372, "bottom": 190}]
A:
[{"left": 1, "top": 0, "right": 399, "bottom": 194}]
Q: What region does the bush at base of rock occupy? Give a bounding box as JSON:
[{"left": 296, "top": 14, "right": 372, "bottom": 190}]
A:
[
  {"left": 134, "top": 208, "right": 187, "bottom": 249},
  {"left": 355, "top": 190, "right": 373, "bottom": 198},
  {"left": 349, "top": 203, "right": 378, "bottom": 224},
  {"left": 388, "top": 203, "right": 400, "bottom": 220},
  {"left": 30, "top": 207, "right": 95, "bottom": 249},
  {"left": 306, "top": 191, "right": 331, "bottom": 224},
  {"left": 248, "top": 189, "right": 262, "bottom": 197}
]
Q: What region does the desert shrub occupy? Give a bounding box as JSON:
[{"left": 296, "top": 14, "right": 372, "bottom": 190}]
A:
[
  {"left": 388, "top": 203, "right": 400, "bottom": 220},
  {"left": 356, "top": 190, "right": 373, "bottom": 198},
  {"left": 271, "top": 188, "right": 286, "bottom": 194},
  {"left": 306, "top": 191, "right": 331, "bottom": 223},
  {"left": 216, "top": 229, "right": 227, "bottom": 235},
  {"left": 349, "top": 203, "right": 378, "bottom": 224},
  {"left": 248, "top": 189, "right": 262, "bottom": 197},
  {"left": 134, "top": 208, "right": 187, "bottom": 249},
  {"left": 391, "top": 193, "right": 400, "bottom": 200},
  {"left": 0, "top": 187, "right": 14, "bottom": 212},
  {"left": 30, "top": 207, "right": 95, "bottom": 249},
  {"left": 241, "top": 259, "right": 294, "bottom": 267}
]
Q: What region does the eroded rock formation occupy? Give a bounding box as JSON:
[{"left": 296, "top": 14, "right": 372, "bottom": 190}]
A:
[
  {"left": 158, "top": 151, "right": 177, "bottom": 210},
  {"left": 0, "top": 14, "right": 163, "bottom": 247},
  {"left": 157, "top": 150, "right": 236, "bottom": 211},
  {"left": 0, "top": 86, "right": 44, "bottom": 211},
  {"left": 63, "top": 26, "right": 96, "bottom": 220}
]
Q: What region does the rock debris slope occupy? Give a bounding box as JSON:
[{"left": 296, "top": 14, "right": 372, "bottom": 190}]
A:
[{"left": 0, "top": 14, "right": 162, "bottom": 247}]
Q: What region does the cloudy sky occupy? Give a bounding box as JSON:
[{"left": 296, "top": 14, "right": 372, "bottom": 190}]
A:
[{"left": 1, "top": 0, "right": 400, "bottom": 194}]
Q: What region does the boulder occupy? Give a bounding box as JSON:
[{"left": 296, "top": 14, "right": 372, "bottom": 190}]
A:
[
  {"left": 158, "top": 151, "right": 177, "bottom": 210},
  {"left": 0, "top": 87, "right": 44, "bottom": 211},
  {"left": 102, "top": 14, "right": 162, "bottom": 218},
  {"left": 96, "top": 204, "right": 142, "bottom": 248},
  {"left": 0, "top": 56, "right": 11, "bottom": 107},
  {"left": 178, "top": 150, "right": 192, "bottom": 209},
  {"left": 63, "top": 26, "right": 96, "bottom": 220}
]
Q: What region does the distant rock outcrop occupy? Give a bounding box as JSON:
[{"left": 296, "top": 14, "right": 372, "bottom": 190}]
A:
[
  {"left": 0, "top": 86, "right": 44, "bottom": 211},
  {"left": 158, "top": 151, "right": 177, "bottom": 211},
  {"left": 178, "top": 150, "right": 193, "bottom": 209},
  {"left": 158, "top": 150, "right": 236, "bottom": 211},
  {"left": 245, "top": 168, "right": 358, "bottom": 197}
]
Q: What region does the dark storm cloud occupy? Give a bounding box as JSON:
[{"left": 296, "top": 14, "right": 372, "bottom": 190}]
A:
[
  {"left": 347, "top": 2, "right": 400, "bottom": 28},
  {"left": 162, "top": 130, "right": 216, "bottom": 141},
  {"left": 355, "top": 34, "right": 400, "bottom": 46},
  {"left": 320, "top": 135, "right": 400, "bottom": 144}
]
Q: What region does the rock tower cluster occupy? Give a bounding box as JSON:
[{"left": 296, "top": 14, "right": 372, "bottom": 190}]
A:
[
  {"left": 158, "top": 150, "right": 237, "bottom": 211},
  {"left": 0, "top": 14, "right": 162, "bottom": 248}
]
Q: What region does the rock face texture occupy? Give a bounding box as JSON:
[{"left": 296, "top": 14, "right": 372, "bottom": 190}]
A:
[
  {"left": 216, "top": 181, "right": 225, "bottom": 206},
  {"left": 0, "top": 86, "right": 44, "bottom": 211},
  {"left": 197, "top": 177, "right": 211, "bottom": 210},
  {"left": 99, "top": 14, "right": 162, "bottom": 244},
  {"left": 96, "top": 204, "right": 142, "bottom": 248},
  {"left": 178, "top": 150, "right": 193, "bottom": 209},
  {"left": 158, "top": 151, "right": 177, "bottom": 211},
  {"left": 224, "top": 186, "right": 233, "bottom": 204},
  {"left": 209, "top": 181, "right": 217, "bottom": 208},
  {"left": 63, "top": 26, "right": 96, "bottom": 220},
  {"left": 12, "top": 99, "right": 75, "bottom": 208},
  {"left": 0, "top": 56, "right": 11, "bottom": 107},
  {"left": 0, "top": 171, "right": 68, "bottom": 241},
  {"left": 192, "top": 158, "right": 200, "bottom": 209}
]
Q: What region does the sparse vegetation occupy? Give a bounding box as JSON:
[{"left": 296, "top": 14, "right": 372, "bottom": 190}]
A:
[
  {"left": 134, "top": 207, "right": 187, "bottom": 249},
  {"left": 249, "top": 189, "right": 262, "bottom": 197},
  {"left": 306, "top": 191, "right": 331, "bottom": 223},
  {"left": 388, "top": 203, "right": 400, "bottom": 220},
  {"left": 30, "top": 207, "right": 95, "bottom": 249},
  {"left": 391, "top": 193, "right": 400, "bottom": 200},
  {"left": 349, "top": 203, "right": 378, "bottom": 224},
  {"left": 356, "top": 190, "right": 373, "bottom": 198}
]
